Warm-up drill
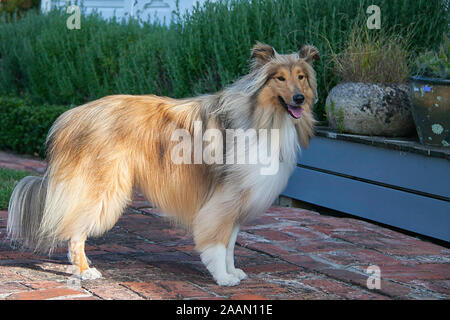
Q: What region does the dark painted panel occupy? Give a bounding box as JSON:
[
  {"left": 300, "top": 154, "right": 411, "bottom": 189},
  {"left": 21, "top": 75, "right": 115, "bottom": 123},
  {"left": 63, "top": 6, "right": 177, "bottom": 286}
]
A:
[
  {"left": 298, "top": 137, "right": 450, "bottom": 199},
  {"left": 282, "top": 166, "right": 450, "bottom": 242}
]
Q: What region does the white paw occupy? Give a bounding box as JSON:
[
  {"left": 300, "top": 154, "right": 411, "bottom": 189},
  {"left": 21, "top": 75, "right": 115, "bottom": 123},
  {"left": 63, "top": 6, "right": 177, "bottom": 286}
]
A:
[
  {"left": 215, "top": 274, "right": 241, "bottom": 286},
  {"left": 80, "top": 267, "right": 102, "bottom": 280},
  {"left": 230, "top": 268, "right": 248, "bottom": 280}
]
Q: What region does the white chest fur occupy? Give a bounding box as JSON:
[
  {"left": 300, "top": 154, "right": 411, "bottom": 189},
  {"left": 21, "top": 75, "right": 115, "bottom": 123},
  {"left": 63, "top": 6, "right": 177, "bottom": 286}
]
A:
[{"left": 237, "top": 121, "right": 299, "bottom": 221}]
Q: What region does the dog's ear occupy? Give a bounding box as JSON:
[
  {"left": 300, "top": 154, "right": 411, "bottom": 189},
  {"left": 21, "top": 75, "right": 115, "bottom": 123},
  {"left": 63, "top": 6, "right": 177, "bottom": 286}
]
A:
[
  {"left": 251, "top": 42, "right": 275, "bottom": 69},
  {"left": 298, "top": 45, "right": 320, "bottom": 64}
]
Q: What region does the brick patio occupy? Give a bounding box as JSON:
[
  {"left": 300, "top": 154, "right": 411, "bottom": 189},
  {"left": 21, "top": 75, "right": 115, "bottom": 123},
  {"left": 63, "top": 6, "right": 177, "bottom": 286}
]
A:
[{"left": 0, "top": 151, "right": 449, "bottom": 300}]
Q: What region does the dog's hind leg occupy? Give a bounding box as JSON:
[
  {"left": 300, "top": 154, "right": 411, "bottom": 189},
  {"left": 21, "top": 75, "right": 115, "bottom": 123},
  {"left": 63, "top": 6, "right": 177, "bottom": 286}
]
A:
[
  {"left": 68, "top": 235, "right": 102, "bottom": 280},
  {"left": 62, "top": 157, "right": 132, "bottom": 280},
  {"left": 65, "top": 185, "right": 131, "bottom": 280}
]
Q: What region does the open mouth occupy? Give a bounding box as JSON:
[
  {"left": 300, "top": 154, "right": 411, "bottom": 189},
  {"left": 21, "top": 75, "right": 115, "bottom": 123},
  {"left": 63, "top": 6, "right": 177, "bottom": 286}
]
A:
[{"left": 278, "top": 96, "right": 303, "bottom": 119}]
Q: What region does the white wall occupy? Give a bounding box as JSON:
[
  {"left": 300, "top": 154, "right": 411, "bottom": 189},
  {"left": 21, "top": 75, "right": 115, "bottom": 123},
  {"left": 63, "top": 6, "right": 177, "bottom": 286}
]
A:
[{"left": 41, "top": 0, "right": 212, "bottom": 24}]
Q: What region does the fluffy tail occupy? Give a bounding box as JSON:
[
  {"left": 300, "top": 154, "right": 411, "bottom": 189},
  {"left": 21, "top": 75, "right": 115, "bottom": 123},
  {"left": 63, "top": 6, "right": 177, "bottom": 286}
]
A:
[{"left": 7, "top": 176, "right": 51, "bottom": 252}]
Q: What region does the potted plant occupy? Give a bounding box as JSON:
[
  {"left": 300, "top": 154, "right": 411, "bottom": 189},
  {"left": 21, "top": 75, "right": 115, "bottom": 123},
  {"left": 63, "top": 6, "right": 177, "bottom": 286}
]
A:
[
  {"left": 409, "top": 35, "right": 449, "bottom": 147},
  {"left": 325, "top": 29, "right": 415, "bottom": 137}
]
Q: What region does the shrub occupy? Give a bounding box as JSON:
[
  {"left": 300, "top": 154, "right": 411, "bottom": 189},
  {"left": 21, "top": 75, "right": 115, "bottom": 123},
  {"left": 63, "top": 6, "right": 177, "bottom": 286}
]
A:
[
  {"left": 412, "top": 34, "right": 449, "bottom": 80},
  {"left": 0, "top": 168, "right": 34, "bottom": 209},
  {"left": 0, "top": 97, "right": 69, "bottom": 157},
  {"left": 0, "top": 0, "right": 41, "bottom": 22},
  {"left": 330, "top": 27, "right": 411, "bottom": 83},
  {"left": 0, "top": 0, "right": 447, "bottom": 122}
]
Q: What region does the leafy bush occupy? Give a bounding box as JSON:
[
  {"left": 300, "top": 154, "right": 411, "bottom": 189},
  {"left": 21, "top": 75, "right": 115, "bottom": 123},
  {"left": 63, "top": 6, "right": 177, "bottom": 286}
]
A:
[
  {"left": 0, "top": 168, "right": 34, "bottom": 209},
  {"left": 330, "top": 27, "right": 411, "bottom": 83},
  {"left": 413, "top": 34, "right": 450, "bottom": 80},
  {"left": 0, "top": 97, "right": 69, "bottom": 157},
  {"left": 0, "top": 0, "right": 40, "bottom": 22},
  {"left": 0, "top": 0, "right": 447, "bottom": 122}
]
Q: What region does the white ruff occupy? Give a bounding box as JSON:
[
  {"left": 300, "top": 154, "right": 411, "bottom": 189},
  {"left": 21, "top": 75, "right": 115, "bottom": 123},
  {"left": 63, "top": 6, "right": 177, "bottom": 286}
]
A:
[{"left": 237, "top": 118, "right": 299, "bottom": 221}]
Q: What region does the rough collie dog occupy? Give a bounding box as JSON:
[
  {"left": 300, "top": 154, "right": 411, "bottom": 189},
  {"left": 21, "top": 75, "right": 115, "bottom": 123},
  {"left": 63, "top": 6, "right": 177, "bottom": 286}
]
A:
[{"left": 7, "top": 42, "right": 319, "bottom": 286}]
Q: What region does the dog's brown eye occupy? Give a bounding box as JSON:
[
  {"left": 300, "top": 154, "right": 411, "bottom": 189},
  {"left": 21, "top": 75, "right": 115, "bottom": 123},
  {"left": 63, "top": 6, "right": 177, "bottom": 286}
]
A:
[
  {"left": 298, "top": 75, "right": 304, "bottom": 80},
  {"left": 277, "top": 76, "right": 285, "bottom": 81}
]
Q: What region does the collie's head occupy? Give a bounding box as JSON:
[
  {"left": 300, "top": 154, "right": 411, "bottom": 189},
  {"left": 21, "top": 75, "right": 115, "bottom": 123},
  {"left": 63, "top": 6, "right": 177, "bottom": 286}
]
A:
[
  {"left": 250, "top": 42, "right": 320, "bottom": 121},
  {"left": 231, "top": 42, "right": 319, "bottom": 148}
]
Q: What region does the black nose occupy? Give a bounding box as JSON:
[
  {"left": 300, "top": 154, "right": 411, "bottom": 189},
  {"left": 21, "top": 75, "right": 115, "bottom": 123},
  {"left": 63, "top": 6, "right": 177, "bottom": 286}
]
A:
[{"left": 293, "top": 94, "right": 305, "bottom": 104}]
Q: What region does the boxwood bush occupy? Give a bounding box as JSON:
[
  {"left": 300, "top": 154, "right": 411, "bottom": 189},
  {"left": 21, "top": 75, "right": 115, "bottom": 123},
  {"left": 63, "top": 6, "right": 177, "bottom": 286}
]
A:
[
  {"left": 0, "top": 168, "right": 34, "bottom": 209},
  {"left": 0, "top": 97, "right": 69, "bottom": 157},
  {"left": 0, "top": 0, "right": 41, "bottom": 22}
]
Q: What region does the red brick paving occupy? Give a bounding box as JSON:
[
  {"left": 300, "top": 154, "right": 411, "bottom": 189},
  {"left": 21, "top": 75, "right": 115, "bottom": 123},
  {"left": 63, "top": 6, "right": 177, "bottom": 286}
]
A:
[{"left": 0, "top": 151, "right": 449, "bottom": 300}]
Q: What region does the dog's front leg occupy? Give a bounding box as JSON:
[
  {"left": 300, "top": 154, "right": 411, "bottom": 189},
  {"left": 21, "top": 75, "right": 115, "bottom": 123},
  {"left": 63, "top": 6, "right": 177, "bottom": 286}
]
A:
[
  {"left": 200, "top": 244, "right": 241, "bottom": 286},
  {"left": 194, "top": 194, "right": 247, "bottom": 286},
  {"left": 226, "top": 225, "right": 247, "bottom": 280}
]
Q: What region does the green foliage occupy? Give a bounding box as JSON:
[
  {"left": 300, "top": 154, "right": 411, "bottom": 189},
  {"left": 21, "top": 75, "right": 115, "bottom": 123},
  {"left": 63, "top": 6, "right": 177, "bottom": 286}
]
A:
[
  {"left": 0, "top": 0, "right": 447, "bottom": 123},
  {"left": 330, "top": 26, "right": 412, "bottom": 83},
  {"left": 413, "top": 34, "right": 450, "bottom": 80},
  {"left": 0, "top": 97, "right": 69, "bottom": 157},
  {"left": 0, "top": 0, "right": 40, "bottom": 22},
  {"left": 0, "top": 168, "right": 34, "bottom": 209}
]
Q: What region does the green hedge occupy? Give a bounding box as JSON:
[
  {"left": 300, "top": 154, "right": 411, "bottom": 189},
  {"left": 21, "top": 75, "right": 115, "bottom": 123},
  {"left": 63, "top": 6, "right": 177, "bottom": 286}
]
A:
[
  {"left": 0, "top": 0, "right": 41, "bottom": 22},
  {"left": 0, "top": 1, "right": 448, "bottom": 158},
  {"left": 1, "top": 0, "right": 447, "bottom": 121},
  {"left": 0, "top": 168, "right": 34, "bottom": 209},
  {"left": 0, "top": 97, "right": 69, "bottom": 157}
]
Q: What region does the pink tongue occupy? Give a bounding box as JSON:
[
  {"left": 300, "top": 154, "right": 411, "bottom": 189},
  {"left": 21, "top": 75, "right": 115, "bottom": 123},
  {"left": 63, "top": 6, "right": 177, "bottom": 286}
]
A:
[{"left": 288, "top": 105, "right": 303, "bottom": 119}]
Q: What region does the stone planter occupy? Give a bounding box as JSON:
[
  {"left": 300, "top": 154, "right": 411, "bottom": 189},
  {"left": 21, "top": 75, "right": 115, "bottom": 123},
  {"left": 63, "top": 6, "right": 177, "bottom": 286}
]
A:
[
  {"left": 325, "top": 82, "right": 415, "bottom": 137},
  {"left": 409, "top": 76, "right": 450, "bottom": 147}
]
